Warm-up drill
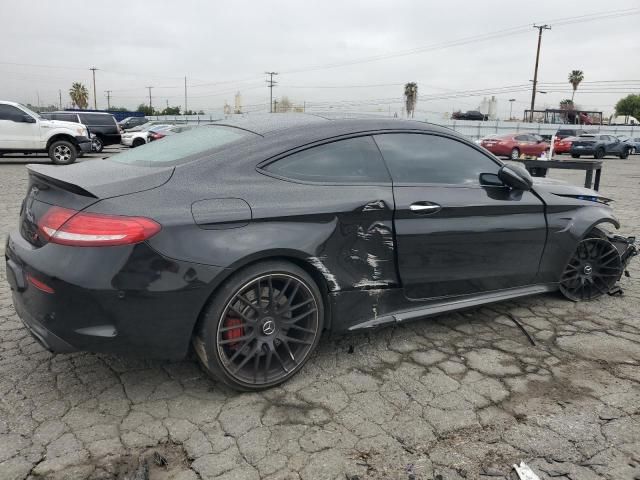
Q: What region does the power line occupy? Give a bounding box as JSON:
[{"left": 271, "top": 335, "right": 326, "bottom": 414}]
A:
[{"left": 278, "top": 8, "right": 639, "bottom": 75}]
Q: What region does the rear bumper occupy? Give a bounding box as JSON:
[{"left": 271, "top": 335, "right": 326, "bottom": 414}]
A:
[
  {"left": 570, "top": 146, "right": 595, "bottom": 155},
  {"left": 5, "top": 231, "right": 226, "bottom": 359}
]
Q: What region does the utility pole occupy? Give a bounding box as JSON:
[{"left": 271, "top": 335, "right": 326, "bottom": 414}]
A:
[
  {"left": 184, "top": 76, "right": 188, "bottom": 114},
  {"left": 273, "top": 99, "right": 278, "bottom": 113},
  {"left": 89, "top": 67, "right": 99, "bottom": 109},
  {"left": 59, "top": 90, "right": 62, "bottom": 110},
  {"left": 146, "top": 86, "right": 153, "bottom": 113},
  {"left": 509, "top": 98, "right": 515, "bottom": 120},
  {"left": 265, "top": 72, "right": 278, "bottom": 113},
  {"left": 530, "top": 24, "right": 551, "bottom": 116},
  {"left": 105, "top": 90, "right": 112, "bottom": 110}
]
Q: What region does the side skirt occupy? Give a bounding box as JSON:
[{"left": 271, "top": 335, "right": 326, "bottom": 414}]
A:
[{"left": 331, "top": 284, "right": 558, "bottom": 332}]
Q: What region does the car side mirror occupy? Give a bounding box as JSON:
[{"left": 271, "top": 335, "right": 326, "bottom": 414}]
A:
[
  {"left": 21, "top": 114, "right": 36, "bottom": 123},
  {"left": 498, "top": 164, "right": 533, "bottom": 191},
  {"left": 479, "top": 172, "right": 504, "bottom": 187}
]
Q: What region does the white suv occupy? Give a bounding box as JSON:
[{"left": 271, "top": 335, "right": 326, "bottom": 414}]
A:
[{"left": 0, "top": 101, "right": 92, "bottom": 164}]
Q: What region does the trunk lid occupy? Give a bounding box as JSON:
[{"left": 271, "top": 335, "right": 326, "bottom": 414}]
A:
[{"left": 21, "top": 160, "right": 173, "bottom": 247}]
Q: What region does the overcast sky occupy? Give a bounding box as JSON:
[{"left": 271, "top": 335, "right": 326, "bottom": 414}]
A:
[{"left": 1, "top": 0, "right": 638, "bottom": 119}]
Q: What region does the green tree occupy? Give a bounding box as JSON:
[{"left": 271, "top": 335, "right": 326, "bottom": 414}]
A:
[
  {"left": 404, "top": 82, "right": 418, "bottom": 118},
  {"left": 137, "top": 103, "right": 155, "bottom": 115},
  {"left": 615, "top": 94, "right": 640, "bottom": 119},
  {"left": 559, "top": 99, "right": 575, "bottom": 110},
  {"left": 107, "top": 106, "right": 128, "bottom": 112},
  {"left": 197, "top": 110, "right": 205, "bottom": 115},
  {"left": 69, "top": 82, "right": 89, "bottom": 109},
  {"left": 568, "top": 70, "right": 584, "bottom": 102},
  {"left": 160, "top": 106, "right": 181, "bottom": 115}
]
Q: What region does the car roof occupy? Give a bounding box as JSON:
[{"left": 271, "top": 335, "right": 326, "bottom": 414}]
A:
[
  {"left": 209, "top": 113, "right": 454, "bottom": 138},
  {"left": 49, "top": 111, "right": 114, "bottom": 116}
]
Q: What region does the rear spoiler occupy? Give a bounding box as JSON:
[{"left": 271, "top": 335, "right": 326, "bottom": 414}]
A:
[{"left": 28, "top": 165, "right": 97, "bottom": 198}]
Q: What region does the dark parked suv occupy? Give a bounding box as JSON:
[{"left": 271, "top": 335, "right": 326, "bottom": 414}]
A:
[
  {"left": 119, "top": 116, "right": 148, "bottom": 130},
  {"left": 555, "top": 128, "right": 589, "bottom": 140},
  {"left": 41, "top": 112, "right": 121, "bottom": 152}
]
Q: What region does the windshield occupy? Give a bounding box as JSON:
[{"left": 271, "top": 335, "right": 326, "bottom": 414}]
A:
[
  {"left": 18, "top": 103, "right": 43, "bottom": 120},
  {"left": 109, "top": 125, "right": 255, "bottom": 167}
]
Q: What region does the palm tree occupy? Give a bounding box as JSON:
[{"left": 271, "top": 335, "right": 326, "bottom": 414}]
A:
[
  {"left": 404, "top": 82, "right": 418, "bottom": 118},
  {"left": 69, "top": 82, "right": 89, "bottom": 109},
  {"left": 568, "top": 70, "right": 584, "bottom": 102}
]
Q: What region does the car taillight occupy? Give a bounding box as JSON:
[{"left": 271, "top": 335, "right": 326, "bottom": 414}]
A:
[{"left": 38, "top": 206, "right": 161, "bottom": 247}]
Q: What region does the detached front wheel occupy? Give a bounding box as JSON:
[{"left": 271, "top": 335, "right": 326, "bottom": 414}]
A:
[
  {"left": 559, "top": 237, "right": 622, "bottom": 301},
  {"left": 194, "top": 261, "right": 324, "bottom": 391}
]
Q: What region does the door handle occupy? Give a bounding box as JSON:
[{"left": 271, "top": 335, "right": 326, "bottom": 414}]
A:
[{"left": 409, "top": 202, "right": 441, "bottom": 214}]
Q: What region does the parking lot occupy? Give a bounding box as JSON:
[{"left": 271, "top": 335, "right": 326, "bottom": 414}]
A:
[{"left": 0, "top": 151, "right": 639, "bottom": 480}]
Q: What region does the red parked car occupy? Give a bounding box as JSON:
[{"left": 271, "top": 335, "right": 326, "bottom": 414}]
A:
[
  {"left": 480, "top": 134, "right": 549, "bottom": 160},
  {"left": 554, "top": 136, "right": 578, "bottom": 154}
]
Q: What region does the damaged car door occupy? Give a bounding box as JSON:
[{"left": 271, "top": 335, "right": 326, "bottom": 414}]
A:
[{"left": 374, "top": 132, "right": 547, "bottom": 299}]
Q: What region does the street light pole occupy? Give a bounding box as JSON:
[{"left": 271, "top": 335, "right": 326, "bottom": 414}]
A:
[
  {"left": 509, "top": 98, "right": 515, "bottom": 120},
  {"left": 89, "top": 67, "right": 99, "bottom": 109}
]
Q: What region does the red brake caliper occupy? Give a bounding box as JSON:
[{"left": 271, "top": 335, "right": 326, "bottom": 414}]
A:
[{"left": 223, "top": 316, "right": 245, "bottom": 349}]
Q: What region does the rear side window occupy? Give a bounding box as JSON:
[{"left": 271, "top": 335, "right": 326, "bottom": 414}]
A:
[
  {"left": 375, "top": 133, "right": 501, "bottom": 185},
  {"left": 79, "top": 113, "right": 116, "bottom": 126},
  {"left": 264, "top": 136, "right": 390, "bottom": 184},
  {"left": 110, "top": 125, "right": 253, "bottom": 167},
  {"left": 55, "top": 113, "right": 78, "bottom": 122}
]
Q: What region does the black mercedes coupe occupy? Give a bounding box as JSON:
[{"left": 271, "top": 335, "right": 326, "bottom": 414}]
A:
[{"left": 5, "top": 115, "right": 636, "bottom": 390}]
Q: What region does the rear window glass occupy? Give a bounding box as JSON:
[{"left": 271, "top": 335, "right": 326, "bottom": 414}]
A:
[
  {"left": 109, "top": 125, "right": 253, "bottom": 167},
  {"left": 79, "top": 113, "right": 117, "bottom": 126}
]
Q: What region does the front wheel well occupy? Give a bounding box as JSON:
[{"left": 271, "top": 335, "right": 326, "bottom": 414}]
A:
[{"left": 46, "top": 134, "right": 78, "bottom": 150}]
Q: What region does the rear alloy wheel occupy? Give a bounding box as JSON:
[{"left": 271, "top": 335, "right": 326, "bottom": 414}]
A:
[
  {"left": 194, "top": 261, "right": 324, "bottom": 390},
  {"left": 48, "top": 140, "right": 77, "bottom": 165},
  {"left": 132, "top": 138, "right": 145, "bottom": 148},
  {"left": 510, "top": 147, "right": 520, "bottom": 160},
  {"left": 559, "top": 237, "right": 622, "bottom": 301},
  {"left": 594, "top": 148, "right": 605, "bottom": 159}
]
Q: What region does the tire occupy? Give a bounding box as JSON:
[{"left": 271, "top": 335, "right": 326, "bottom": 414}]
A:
[
  {"left": 194, "top": 260, "right": 325, "bottom": 391},
  {"left": 510, "top": 147, "right": 520, "bottom": 160},
  {"left": 594, "top": 148, "right": 605, "bottom": 159},
  {"left": 92, "top": 136, "right": 104, "bottom": 153},
  {"left": 559, "top": 231, "right": 622, "bottom": 302},
  {"left": 132, "top": 138, "right": 146, "bottom": 148},
  {"left": 48, "top": 140, "right": 77, "bottom": 165},
  {"left": 571, "top": 154, "right": 580, "bottom": 158},
  {"left": 619, "top": 148, "right": 630, "bottom": 160}
]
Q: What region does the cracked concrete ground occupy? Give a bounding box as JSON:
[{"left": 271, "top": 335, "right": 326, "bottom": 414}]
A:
[{"left": 1, "top": 151, "right": 639, "bottom": 480}]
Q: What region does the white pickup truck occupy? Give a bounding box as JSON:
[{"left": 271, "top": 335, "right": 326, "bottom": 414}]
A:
[{"left": 0, "top": 101, "right": 92, "bottom": 164}]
